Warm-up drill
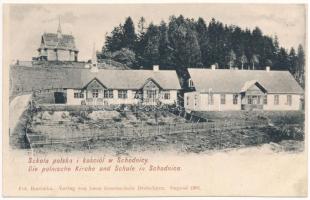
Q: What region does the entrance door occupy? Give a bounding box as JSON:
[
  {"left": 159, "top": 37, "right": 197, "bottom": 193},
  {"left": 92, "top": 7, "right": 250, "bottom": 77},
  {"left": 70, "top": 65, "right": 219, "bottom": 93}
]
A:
[
  {"left": 146, "top": 90, "right": 157, "bottom": 105},
  {"left": 54, "top": 92, "right": 66, "bottom": 104}
]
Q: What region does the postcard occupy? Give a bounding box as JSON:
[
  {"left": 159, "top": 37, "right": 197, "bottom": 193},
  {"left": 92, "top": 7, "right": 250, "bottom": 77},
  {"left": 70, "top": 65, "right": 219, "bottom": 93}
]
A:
[{"left": 2, "top": 3, "right": 307, "bottom": 197}]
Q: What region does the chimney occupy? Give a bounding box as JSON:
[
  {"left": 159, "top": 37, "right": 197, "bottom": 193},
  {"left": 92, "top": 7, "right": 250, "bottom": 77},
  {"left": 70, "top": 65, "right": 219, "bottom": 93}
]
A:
[
  {"left": 266, "top": 66, "right": 270, "bottom": 72},
  {"left": 153, "top": 65, "right": 159, "bottom": 71},
  {"left": 211, "top": 64, "right": 216, "bottom": 70}
]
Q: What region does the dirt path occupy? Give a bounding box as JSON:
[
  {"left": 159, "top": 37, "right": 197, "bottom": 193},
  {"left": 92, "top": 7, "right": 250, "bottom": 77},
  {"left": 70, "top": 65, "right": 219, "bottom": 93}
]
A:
[{"left": 9, "top": 94, "right": 32, "bottom": 132}]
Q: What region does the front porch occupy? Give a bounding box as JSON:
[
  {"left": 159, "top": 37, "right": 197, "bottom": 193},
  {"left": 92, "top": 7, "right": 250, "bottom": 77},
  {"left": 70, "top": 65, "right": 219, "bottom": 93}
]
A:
[{"left": 240, "top": 80, "right": 267, "bottom": 111}]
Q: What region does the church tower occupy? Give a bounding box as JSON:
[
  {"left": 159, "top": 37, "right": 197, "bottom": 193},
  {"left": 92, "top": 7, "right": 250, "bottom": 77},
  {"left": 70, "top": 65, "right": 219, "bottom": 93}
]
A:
[{"left": 36, "top": 17, "right": 79, "bottom": 62}]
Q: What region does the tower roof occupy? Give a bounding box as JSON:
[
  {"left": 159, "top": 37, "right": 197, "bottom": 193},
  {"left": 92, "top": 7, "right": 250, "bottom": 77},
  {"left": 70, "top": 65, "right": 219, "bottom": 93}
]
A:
[
  {"left": 57, "top": 16, "right": 62, "bottom": 35},
  {"left": 38, "top": 17, "right": 78, "bottom": 52}
]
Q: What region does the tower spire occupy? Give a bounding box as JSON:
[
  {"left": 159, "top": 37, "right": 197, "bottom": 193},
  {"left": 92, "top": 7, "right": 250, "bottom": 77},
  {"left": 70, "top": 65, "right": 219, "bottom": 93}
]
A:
[
  {"left": 92, "top": 42, "right": 97, "bottom": 65},
  {"left": 90, "top": 42, "right": 98, "bottom": 72},
  {"left": 57, "top": 16, "right": 62, "bottom": 38}
]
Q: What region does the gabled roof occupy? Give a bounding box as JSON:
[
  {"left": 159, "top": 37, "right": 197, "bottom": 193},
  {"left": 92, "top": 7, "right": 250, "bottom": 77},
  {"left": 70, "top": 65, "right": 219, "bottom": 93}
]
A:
[
  {"left": 188, "top": 68, "right": 303, "bottom": 94},
  {"left": 39, "top": 33, "right": 78, "bottom": 51},
  {"left": 74, "top": 69, "right": 181, "bottom": 90},
  {"left": 141, "top": 78, "right": 162, "bottom": 90},
  {"left": 240, "top": 80, "right": 267, "bottom": 93}
]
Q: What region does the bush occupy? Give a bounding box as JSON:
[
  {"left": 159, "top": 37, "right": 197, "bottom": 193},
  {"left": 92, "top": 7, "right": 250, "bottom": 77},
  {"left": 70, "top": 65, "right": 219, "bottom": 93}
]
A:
[
  {"left": 111, "top": 48, "right": 136, "bottom": 68},
  {"left": 48, "top": 110, "right": 54, "bottom": 115},
  {"left": 112, "top": 117, "right": 122, "bottom": 122}
]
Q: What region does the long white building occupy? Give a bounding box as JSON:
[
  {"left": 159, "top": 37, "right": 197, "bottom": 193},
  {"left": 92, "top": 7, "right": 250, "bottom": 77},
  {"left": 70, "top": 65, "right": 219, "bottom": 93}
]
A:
[{"left": 184, "top": 67, "right": 304, "bottom": 111}]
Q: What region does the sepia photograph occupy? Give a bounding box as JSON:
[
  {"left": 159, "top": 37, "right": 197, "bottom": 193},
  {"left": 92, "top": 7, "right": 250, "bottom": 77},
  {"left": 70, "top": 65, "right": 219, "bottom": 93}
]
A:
[{"left": 3, "top": 2, "right": 308, "bottom": 197}]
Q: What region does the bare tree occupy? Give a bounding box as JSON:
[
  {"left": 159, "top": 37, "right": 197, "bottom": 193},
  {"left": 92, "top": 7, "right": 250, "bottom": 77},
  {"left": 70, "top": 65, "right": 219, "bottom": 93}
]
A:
[
  {"left": 240, "top": 53, "right": 248, "bottom": 70},
  {"left": 227, "top": 49, "right": 236, "bottom": 69},
  {"left": 251, "top": 54, "right": 259, "bottom": 70}
]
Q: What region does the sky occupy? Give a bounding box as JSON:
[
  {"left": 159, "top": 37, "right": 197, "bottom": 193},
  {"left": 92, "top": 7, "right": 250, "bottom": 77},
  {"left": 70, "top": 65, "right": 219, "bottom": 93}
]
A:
[{"left": 5, "top": 4, "right": 306, "bottom": 61}]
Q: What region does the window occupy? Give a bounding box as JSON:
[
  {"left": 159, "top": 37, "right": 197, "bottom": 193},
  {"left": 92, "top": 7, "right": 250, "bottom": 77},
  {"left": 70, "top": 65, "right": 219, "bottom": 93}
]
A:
[
  {"left": 208, "top": 94, "right": 214, "bottom": 105},
  {"left": 186, "top": 96, "right": 189, "bottom": 106},
  {"left": 163, "top": 91, "right": 170, "bottom": 100},
  {"left": 194, "top": 95, "right": 198, "bottom": 106},
  {"left": 188, "top": 78, "right": 194, "bottom": 88},
  {"left": 263, "top": 95, "right": 268, "bottom": 105},
  {"left": 220, "top": 94, "right": 226, "bottom": 104},
  {"left": 118, "top": 90, "right": 128, "bottom": 99},
  {"left": 287, "top": 95, "right": 292, "bottom": 106},
  {"left": 92, "top": 89, "right": 99, "bottom": 98},
  {"left": 74, "top": 92, "right": 84, "bottom": 99},
  {"left": 257, "top": 96, "right": 261, "bottom": 104},
  {"left": 248, "top": 96, "right": 252, "bottom": 104},
  {"left": 147, "top": 90, "right": 157, "bottom": 99},
  {"left": 233, "top": 94, "right": 238, "bottom": 104},
  {"left": 104, "top": 89, "right": 113, "bottom": 98},
  {"left": 274, "top": 95, "right": 279, "bottom": 105},
  {"left": 134, "top": 90, "right": 142, "bottom": 99}
]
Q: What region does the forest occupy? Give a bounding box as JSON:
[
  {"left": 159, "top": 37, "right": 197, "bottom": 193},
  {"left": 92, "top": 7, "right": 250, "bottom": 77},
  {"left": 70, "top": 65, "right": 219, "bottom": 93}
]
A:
[{"left": 98, "top": 15, "right": 305, "bottom": 88}]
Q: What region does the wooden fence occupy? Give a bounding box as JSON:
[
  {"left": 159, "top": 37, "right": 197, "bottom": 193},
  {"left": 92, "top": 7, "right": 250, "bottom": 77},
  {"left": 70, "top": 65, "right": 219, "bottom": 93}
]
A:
[{"left": 26, "top": 120, "right": 267, "bottom": 148}]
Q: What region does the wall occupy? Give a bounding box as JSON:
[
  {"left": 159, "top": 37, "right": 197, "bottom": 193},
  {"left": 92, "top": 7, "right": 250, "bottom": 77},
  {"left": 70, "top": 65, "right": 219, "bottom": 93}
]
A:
[
  {"left": 66, "top": 89, "right": 178, "bottom": 106},
  {"left": 159, "top": 90, "right": 178, "bottom": 105},
  {"left": 184, "top": 92, "right": 199, "bottom": 111},
  {"left": 263, "top": 94, "right": 301, "bottom": 111},
  {"left": 47, "top": 49, "right": 57, "bottom": 61},
  {"left": 57, "top": 50, "right": 71, "bottom": 61},
  {"left": 199, "top": 93, "right": 241, "bottom": 111},
  {"left": 185, "top": 92, "right": 242, "bottom": 111},
  {"left": 184, "top": 92, "right": 302, "bottom": 111},
  {"left": 66, "top": 89, "right": 85, "bottom": 105}
]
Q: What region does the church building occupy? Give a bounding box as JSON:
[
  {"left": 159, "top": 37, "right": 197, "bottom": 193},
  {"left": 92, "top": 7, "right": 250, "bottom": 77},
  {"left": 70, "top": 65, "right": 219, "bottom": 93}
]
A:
[{"left": 36, "top": 18, "right": 79, "bottom": 61}]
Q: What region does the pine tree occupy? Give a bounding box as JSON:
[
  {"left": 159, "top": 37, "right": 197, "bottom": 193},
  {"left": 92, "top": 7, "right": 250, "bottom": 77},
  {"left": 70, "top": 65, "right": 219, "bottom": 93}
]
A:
[
  {"left": 196, "top": 17, "right": 208, "bottom": 66},
  {"left": 296, "top": 45, "right": 305, "bottom": 87},
  {"left": 140, "top": 23, "right": 161, "bottom": 68},
  {"left": 101, "top": 14, "right": 300, "bottom": 74},
  {"left": 104, "top": 24, "right": 124, "bottom": 52},
  {"left": 288, "top": 47, "right": 297, "bottom": 74},
  {"left": 123, "top": 17, "right": 137, "bottom": 50},
  {"left": 158, "top": 21, "right": 173, "bottom": 69}
]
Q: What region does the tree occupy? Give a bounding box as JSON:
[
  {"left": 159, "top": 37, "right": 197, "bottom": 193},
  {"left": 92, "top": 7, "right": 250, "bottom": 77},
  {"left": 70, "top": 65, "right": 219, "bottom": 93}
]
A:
[
  {"left": 251, "top": 54, "right": 259, "bottom": 70},
  {"left": 227, "top": 49, "right": 236, "bottom": 68},
  {"left": 273, "top": 35, "right": 280, "bottom": 55},
  {"left": 123, "top": 17, "right": 137, "bottom": 50},
  {"left": 168, "top": 15, "right": 202, "bottom": 69},
  {"left": 296, "top": 44, "right": 305, "bottom": 87},
  {"left": 137, "top": 17, "right": 146, "bottom": 38},
  {"left": 275, "top": 47, "right": 289, "bottom": 70},
  {"left": 104, "top": 25, "right": 124, "bottom": 52},
  {"left": 196, "top": 17, "right": 208, "bottom": 66},
  {"left": 240, "top": 53, "right": 248, "bottom": 70},
  {"left": 101, "top": 15, "right": 295, "bottom": 72},
  {"left": 288, "top": 47, "right": 297, "bottom": 74},
  {"left": 111, "top": 48, "right": 136, "bottom": 67},
  {"left": 265, "top": 59, "right": 272, "bottom": 67},
  {"left": 139, "top": 23, "right": 161, "bottom": 68},
  {"left": 158, "top": 21, "right": 173, "bottom": 68}
]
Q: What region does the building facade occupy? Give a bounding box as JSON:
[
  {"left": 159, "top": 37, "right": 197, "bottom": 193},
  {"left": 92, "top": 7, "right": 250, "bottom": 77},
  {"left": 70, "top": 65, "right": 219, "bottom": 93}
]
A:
[
  {"left": 36, "top": 19, "right": 79, "bottom": 61},
  {"left": 184, "top": 68, "right": 303, "bottom": 111},
  {"left": 46, "top": 65, "right": 181, "bottom": 106}
]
